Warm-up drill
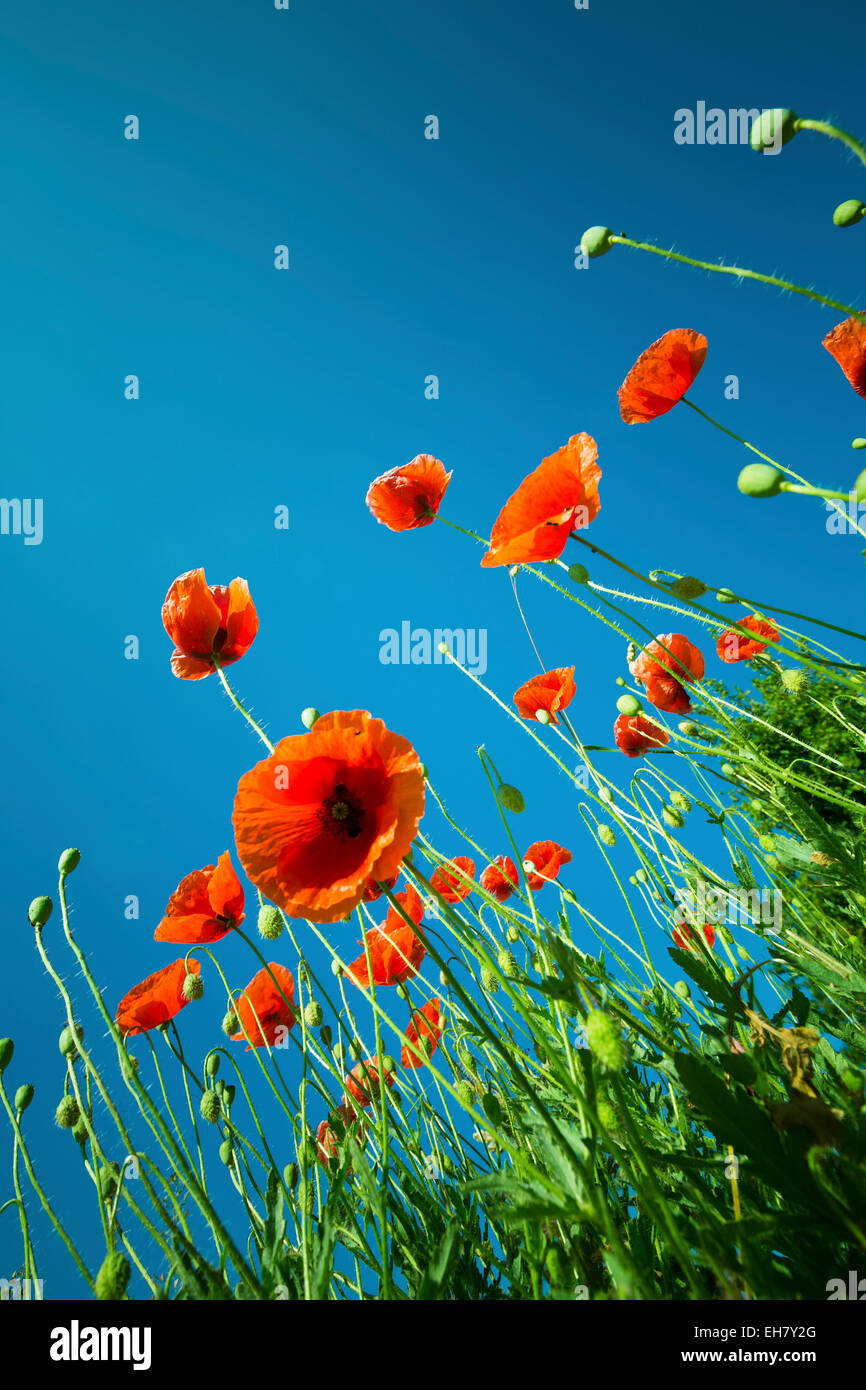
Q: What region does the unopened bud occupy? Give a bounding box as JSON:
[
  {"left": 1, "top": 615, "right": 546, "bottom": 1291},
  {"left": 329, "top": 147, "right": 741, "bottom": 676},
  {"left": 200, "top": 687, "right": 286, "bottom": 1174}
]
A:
[
  {"left": 584, "top": 1010, "right": 627, "bottom": 1070},
  {"left": 616, "top": 694, "right": 642, "bottom": 717},
  {"left": 15, "top": 1084, "right": 34, "bottom": 1112},
  {"left": 480, "top": 965, "right": 499, "bottom": 994},
  {"left": 221, "top": 1009, "right": 239, "bottom": 1037},
  {"left": 0, "top": 1039, "right": 13, "bottom": 1072},
  {"left": 670, "top": 576, "right": 707, "bottom": 599},
  {"left": 579, "top": 225, "right": 614, "bottom": 258},
  {"left": 535, "top": 708, "right": 552, "bottom": 725},
  {"left": 833, "top": 199, "right": 866, "bottom": 228},
  {"left": 715, "top": 588, "right": 738, "bottom": 604},
  {"left": 663, "top": 806, "right": 685, "bottom": 829},
  {"left": 28, "top": 896, "right": 52, "bottom": 929},
  {"left": 182, "top": 973, "right": 203, "bottom": 1002},
  {"left": 496, "top": 949, "right": 519, "bottom": 980},
  {"left": 200, "top": 1089, "right": 221, "bottom": 1124},
  {"left": 58, "top": 848, "right": 81, "bottom": 875},
  {"left": 670, "top": 792, "right": 691, "bottom": 814},
  {"left": 749, "top": 107, "right": 798, "bottom": 153},
  {"left": 738, "top": 463, "right": 784, "bottom": 497},
  {"left": 597, "top": 824, "right": 616, "bottom": 847},
  {"left": 95, "top": 1251, "right": 131, "bottom": 1301},
  {"left": 55, "top": 1096, "right": 79, "bottom": 1129},
  {"left": 301, "top": 707, "right": 320, "bottom": 730},
  {"left": 304, "top": 1001, "right": 323, "bottom": 1028},
  {"left": 568, "top": 562, "right": 590, "bottom": 584},
  {"left": 497, "top": 783, "right": 525, "bottom": 813},
  {"left": 257, "top": 905, "right": 283, "bottom": 941}
]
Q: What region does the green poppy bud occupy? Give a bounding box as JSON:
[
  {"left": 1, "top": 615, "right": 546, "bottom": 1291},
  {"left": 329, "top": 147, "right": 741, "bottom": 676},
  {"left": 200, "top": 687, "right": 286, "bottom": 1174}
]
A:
[
  {"left": 842, "top": 1068, "right": 863, "bottom": 1093},
  {"left": 718, "top": 925, "right": 734, "bottom": 945},
  {"left": 674, "top": 980, "right": 691, "bottom": 1001},
  {"left": 481, "top": 1091, "right": 503, "bottom": 1125},
  {"left": 95, "top": 1251, "right": 131, "bottom": 1301},
  {"left": 635, "top": 868, "right": 648, "bottom": 884},
  {"left": 596, "top": 1099, "right": 620, "bottom": 1133},
  {"left": 670, "top": 576, "right": 708, "bottom": 600},
  {"left": 616, "top": 693, "right": 642, "bottom": 717},
  {"left": 749, "top": 108, "right": 798, "bottom": 153},
  {"left": 615, "top": 676, "right": 626, "bottom": 687},
  {"left": 301, "top": 707, "right": 320, "bottom": 730},
  {"left": 599, "top": 786, "right": 614, "bottom": 804},
  {"left": 15, "top": 1084, "right": 34, "bottom": 1112},
  {"left": 331, "top": 959, "right": 344, "bottom": 978},
  {"left": 721, "top": 762, "right": 736, "bottom": 777},
  {"left": 670, "top": 792, "right": 691, "bottom": 814},
  {"left": 496, "top": 949, "right": 519, "bottom": 980},
  {"left": 257, "top": 906, "right": 282, "bottom": 941},
  {"left": 626, "top": 642, "right": 637, "bottom": 663},
  {"left": 72, "top": 1116, "right": 89, "bottom": 1146},
  {"left": 546, "top": 1245, "right": 567, "bottom": 1286},
  {"left": 58, "top": 848, "right": 81, "bottom": 876},
  {"left": 225, "top": 1084, "right": 236, "bottom": 1107},
  {"left": 200, "top": 1089, "right": 221, "bottom": 1124},
  {"left": 98, "top": 1165, "right": 118, "bottom": 1200},
  {"left": 715, "top": 588, "right": 738, "bottom": 604},
  {"left": 28, "top": 896, "right": 53, "bottom": 929},
  {"left": 219, "top": 1140, "right": 234, "bottom": 1166},
  {"left": 205, "top": 1053, "right": 220, "bottom": 1077},
  {"left": 535, "top": 708, "right": 552, "bottom": 725},
  {"left": 854, "top": 467, "right": 866, "bottom": 502},
  {"left": 780, "top": 668, "right": 809, "bottom": 694},
  {"left": 284, "top": 1162, "right": 299, "bottom": 1190},
  {"left": 439, "top": 968, "right": 451, "bottom": 988},
  {"left": 853, "top": 439, "right": 866, "bottom": 451},
  {"left": 348, "top": 1039, "right": 362, "bottom": 1062},
  {"left": 568, "top": 562, "right": 590, "bottom": 583},
  {"left": 182, "top": 973, "right": 203, "bottom": 1002},
  {"left": 454, "top": 1080, "right": 475, "bottom": 1107},
  {"left": 833, "top": 199, "right": 866, "bottom": 228},
  {"left": 480, "top": 965, "right": 499, "bottom": 994},
  {"left": 679, "top": 720, "right": 698, "bottom": 736},
  {"left": 506, "top": 925, "right": 520, "bottom": 943},
  {"left": 598, "top": 824, "right": 616, "bottom": 847},
  {"left": 304, "top": 1001, "right": 323, "bottom": 1028},
  {"left": 584, "top": 1011, "right": 626, "bottom": 1071},
  {"left": 579, "top": 225, "right": 614, "bottom": 258},
  {"left": 221, "top": 1008, "right": 239, "bottom": 1037},
  {"left": 497, "top": 783, "right": 525, "bottom": 813},
  {"left": 320, "top": 1024, "right": 333, "bottom": 1049},
  {"left": 0, "top": 1039, "right": 14, "bottom": 1072},
  {"left": 395, "top": 982, "right": 409, "bottom": 1001},
  {"left": 663, "top": 806, "right": 685, "bottom": 829},
  {"left": 737, "top": 463, "right": 784, "bottom": 497},
  {"left": 758, "top": 834, "right": 775, "bottom": 852},
  {"left": 55, "top": 1096, "right": 79, "bottom": 1129}
]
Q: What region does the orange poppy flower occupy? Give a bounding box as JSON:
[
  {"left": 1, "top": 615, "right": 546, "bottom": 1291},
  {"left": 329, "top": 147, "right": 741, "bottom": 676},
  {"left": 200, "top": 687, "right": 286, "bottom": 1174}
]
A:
[
  {"left": 366, "top": 455, "right": 452, "bottom": 531},
  {"left": 316, "top": 1106, "right": 367, "bottom": 1165},
  {"left": 362, "top": 873, "right": 399, "bottom": 903},
  {"left": 402, "top": 998, "right": 444, "bottom": 1069},
  {"left": 343, "top": 1059, "right": 396, "bottom": 1118},
  {"left": 672, "top": 921, "right": 716, "bottom": 952},
  {"left": 347, "top": 886, "right": 426, "bottom": 988},
  {"left": 523, "top": 841, "right": 572, "bottom": 891},
  {"left": 116, "top": 958, "right": 201, "bottom": 1037},
  {"left": 162, "top": 569, "right": 258, "bottom": 681},
  {"left": 481, "top": 435, "right": 601, "bottom": 568},
  {"left": 823, "top": 316, "right": 866, "bottom": 399},
  {"left": 613, "top": 713, "right": 670, "bottom": 758},
  {"left": 153, "top": 853, "right": 244, "bottom": 945},
  {"left": 230, "top": 963, "right": 296, "bottom": 1049},
  {"left": 480, "top": 856, "right": 519, "bottom": 903},
  {"left": 644, "top": 674, "right": 692, "bottom": 714},
  {"left": 513, "top": 667, "right": 576, "bottom": 724},
  {"left": 430, "top": 856, "right": 475, "bottom": 902},
  {"left": 232, "top": 711, "right": 425, "bottom": 925},
  {"left": 716, "top": 616, "right": 779, "bottom": 663},
  {"left": 618, "top": 329, "right": 708, "bottom": 423}
]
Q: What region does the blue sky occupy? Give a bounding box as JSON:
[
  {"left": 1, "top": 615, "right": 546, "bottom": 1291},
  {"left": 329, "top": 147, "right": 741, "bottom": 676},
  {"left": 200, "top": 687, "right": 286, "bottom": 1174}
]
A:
[{"left": 2, "top": 0, "right": 865, "bottom": 1296}]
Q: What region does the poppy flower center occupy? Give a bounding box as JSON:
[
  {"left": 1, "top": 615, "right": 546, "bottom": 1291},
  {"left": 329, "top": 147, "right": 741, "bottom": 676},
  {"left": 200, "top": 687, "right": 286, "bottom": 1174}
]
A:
[{"left": 319, "top": 783, "right": 364, "bottom": 840}]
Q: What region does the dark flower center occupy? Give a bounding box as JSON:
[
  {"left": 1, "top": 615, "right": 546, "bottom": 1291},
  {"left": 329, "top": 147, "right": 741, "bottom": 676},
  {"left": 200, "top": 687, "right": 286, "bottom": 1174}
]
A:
[{"left": 319, "top": 783, "right": 364, "bottom": 840}]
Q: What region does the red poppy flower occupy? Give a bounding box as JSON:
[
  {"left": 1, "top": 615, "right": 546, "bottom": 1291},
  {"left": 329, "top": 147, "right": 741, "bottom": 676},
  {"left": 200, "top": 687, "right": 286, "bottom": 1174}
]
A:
[
  {"left": 232, "top": 711, "right": 425, "bottom": 925},
  {"left": 618, "top": 329, "right": 708, "bottom": 423},
  {"left": 631, "top": 633, "right": 704, "bottom": 686},
  {"left": 430, "top": 856, "right": 476, "bottom": 903},
  {"left": 316, "top": 1106, "right": 366, "bottom": 1165},
  {"left": 523, "top": 841, "right": 572, "bottom": 891},
  {"left": 366, "top": 455, "right": 452, "bottom": 531},
  {"left": 672, "top": 921, "right": 716, "bottom": 952},
  {"left": 362, "top": 873, "right": 399, "bottom": 904},
  {"left": 823, "top": 317, "right": 866, "bottom": 399},
  {"left": 402, "top": 998, "right": 444, "bottom": 1069},
  {"left": 162, "top": 569, "right": 258, "bottom": 681},
  {"left": 480, "top": 856, "right": 519, "bottom": 903},
  {"left": 230, "top": 963, "right": 296, "bottom": 1049},
  {"left": 513, "top": 668, "right": 576, "bottom": 724},
  {"left": 613, "top": 713, "right": 670, "bottom": 758},
  {"left": 644, "top": 673, "right": 692, "bottom": 714},
  {"left": 153, "top": 853, "right": 244, "bottom": 945},
  {"left": 716, "top": 616, "right": 779, "bottom": 663},
  {"left": 481, "top": 435, "right": 601, "bottom": 568},
  {"left": 343, "top": 1059, "right": 396, "bottom": 1118},
  {"left": 347, "top": 886, "right": 426, "bottom": 988},
  {"left": 116, "top": 958, "right": 201, "bottom": 1037}
]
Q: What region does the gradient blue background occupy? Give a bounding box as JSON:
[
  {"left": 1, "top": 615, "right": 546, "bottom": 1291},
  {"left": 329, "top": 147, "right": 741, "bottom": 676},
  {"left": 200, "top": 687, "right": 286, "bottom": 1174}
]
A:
[{"left": 2, "top": 0, "right": 865, "bottom": 1298}]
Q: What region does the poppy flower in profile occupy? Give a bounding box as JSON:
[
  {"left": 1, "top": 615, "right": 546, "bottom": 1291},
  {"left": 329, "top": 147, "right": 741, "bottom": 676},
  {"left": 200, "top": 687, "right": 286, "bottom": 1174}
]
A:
[
  {"left": 481, "top": 434, "right": 601, "bottom": 568},
  {"left": 672, "top": 921, "right": 716, "bottom": 952},
  {"left": 480, "top": 856, "right": 519, "bottom": 903},
  {"left": 430, "top": 856, "right": 476, "bottom": 903},
  {"left": 513, "top": 668, "right": 576, "bottom": 724},
  {"left": 232, "top": 710, "right": 425, "bottom": 925},
  {"left": 618, "top": 328, "right": 708, "bottom": 423},
  {"left": 366, "top": 455, "right": 452, "bottom": 531},
  {"left": 116, "top": 958, "right": 201, "bottom": 1037},
  {"left": 153, "top": 853, "right": 244, "bottom": 945},
  {"left": 822, "top": 317, "right": 866, "bottom": 399},
  {"left": 402, "top": 998, "right": 444, "bottom": 1069},
  {"left": 716, "top": 616, "right": 779, "bottom": 663},
  {"left": 631, "top": 634, "right": 705, "bottom": 715},
  {"left": 162, "top": 569, "right": 258, "bottom": 681},
  {"left": 362, "top": 873, "right": 399, "bottom": 904},
  {"left": 343, "top": 1059, "right": 396, "bottom": 1118},
  {"left": 613, "top": 713, "right": 670, "bottom": 758},
  {"left": 316, "top": 1107, "right": 366, "bottom": 1165},
  {"left": 230, "top": 963, "right": 296, "bottom": 1049},
  {"left": 523, "top": 840, "right": 572, "bottom": 891},
  {"left": 347, "top": 886, "right": 426, "bottom": 988}
]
